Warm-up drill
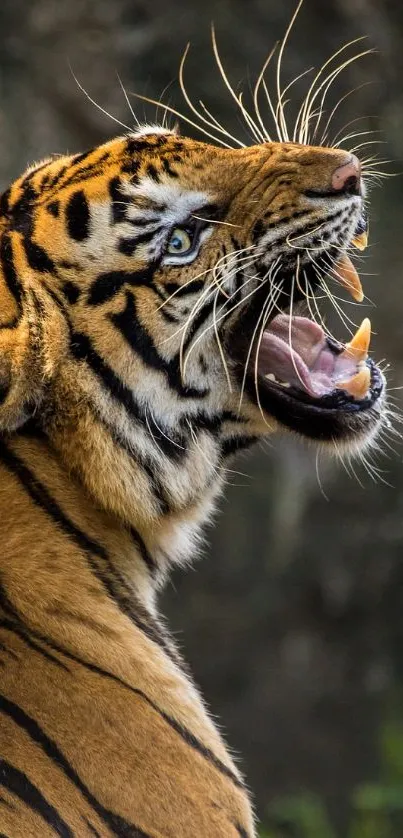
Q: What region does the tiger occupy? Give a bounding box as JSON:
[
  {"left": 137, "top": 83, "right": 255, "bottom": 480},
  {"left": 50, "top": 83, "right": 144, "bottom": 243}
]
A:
[{"left": 0, "top": 109, "right": 386, "bottom": 836}]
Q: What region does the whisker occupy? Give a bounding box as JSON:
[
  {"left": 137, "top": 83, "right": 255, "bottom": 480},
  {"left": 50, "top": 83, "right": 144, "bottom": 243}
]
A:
[
  {"left": 308, "top": 48, "right": 374, "bottom": 144},
  {"left": 211, "top": 26, "right": 266, "bottom": 144},
  {"left": 179, "top": 43, "right": 245, "bottom": 148},
  {"left": 252, "top": 43, "right": 279, "bottom": 142},
  {"left": 182, "top": 268, "right": 263, "bottom": 376},
  {"left": 319, "top": 84, "right": 375, "bottom": 146},
  {"left": 251, "top": 270, "right": 285, "bottom": 429},
  {"left": 238, "top": 260, "right": 283, "bottom": 412},
  {"left": 275, "top": 0, "right": 305, "bottom": 142},
  {"left": 287, "top": 263, "right": 310, "bottom": 389},
  {"left": 330, "top": 114, "right": 379, "bottom": 147},
  {"left": 156, "top": 247, "right": 255, "bottom": 314},
  {"left": 116, "top": 73, "right": 140, "bottom": 128},
  {"left": 213, "top": 287, "right": 233, "bottom": 392},
  {"left": 130, "top": 92, "right": 232, "bottom": 147},
  {"left": 293, "top": 38, "right": 368, "bottom": 144},
  {"left": 69, "top": 66, "right": 133, "bottom": 132}
]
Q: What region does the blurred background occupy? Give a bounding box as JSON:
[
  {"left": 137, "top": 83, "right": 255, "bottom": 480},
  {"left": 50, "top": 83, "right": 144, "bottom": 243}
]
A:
[{"left": 1, "top": 1, "right": 403, "bottom": 835}]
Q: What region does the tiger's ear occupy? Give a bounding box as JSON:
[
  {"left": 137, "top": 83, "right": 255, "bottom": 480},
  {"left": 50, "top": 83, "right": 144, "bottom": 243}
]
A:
[{"left": 0, "top": 243, "right": 67, "bottom": 431}]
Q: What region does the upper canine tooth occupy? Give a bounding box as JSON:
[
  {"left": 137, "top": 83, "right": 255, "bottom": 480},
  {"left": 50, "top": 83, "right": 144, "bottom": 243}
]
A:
[
  {"left": 332, "top": 254, "right": 364, "bottom": 302},
  {"left": 352, "top": 231, "right": 368, "bottom": 251},
  {"left": 337, "top": 366, "right": 371, "bottom": 400},
  {"left": 343, "top": 317, "right": 371, "bottom": 362}
]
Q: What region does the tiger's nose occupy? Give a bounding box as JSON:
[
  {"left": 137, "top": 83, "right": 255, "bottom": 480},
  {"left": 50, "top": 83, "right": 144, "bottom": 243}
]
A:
[{"left": 331, "top": 154, "right": 362, "bottom": 195}]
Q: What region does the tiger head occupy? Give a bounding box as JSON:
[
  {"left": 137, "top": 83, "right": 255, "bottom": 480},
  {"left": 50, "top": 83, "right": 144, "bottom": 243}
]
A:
[{"left": 0, "top": 127, "right": 386, "bottom": 549}]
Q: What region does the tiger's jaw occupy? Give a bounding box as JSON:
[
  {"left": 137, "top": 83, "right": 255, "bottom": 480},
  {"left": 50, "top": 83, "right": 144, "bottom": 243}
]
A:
[
  {"left": 229, "top": 187, "right": 386, "bottom": 450},
  {"left": 232, "top": 307, "right": 385, "bottom": 448}
]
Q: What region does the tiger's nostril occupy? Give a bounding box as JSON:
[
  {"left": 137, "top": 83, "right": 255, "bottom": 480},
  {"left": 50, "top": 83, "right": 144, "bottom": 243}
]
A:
[{"left": 331, "top": 155, "right": 362, "bottom": 195}]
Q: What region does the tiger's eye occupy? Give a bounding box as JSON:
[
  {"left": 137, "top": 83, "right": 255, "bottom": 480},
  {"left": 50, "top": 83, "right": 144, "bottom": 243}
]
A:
[{"left": 167, "top": 228, "right": 192, "bottom": 255}]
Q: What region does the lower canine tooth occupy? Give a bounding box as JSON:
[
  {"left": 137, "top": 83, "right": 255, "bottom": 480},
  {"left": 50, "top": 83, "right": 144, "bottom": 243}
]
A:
[
  {"left": 343, "top": 317, "right": 371, "bottom": 362},
  {"left": 332, "top": 254, "right": 364, "bottom": 302},
  {"left": 337, "top": 366, "right": 370, "bottom": 399}
]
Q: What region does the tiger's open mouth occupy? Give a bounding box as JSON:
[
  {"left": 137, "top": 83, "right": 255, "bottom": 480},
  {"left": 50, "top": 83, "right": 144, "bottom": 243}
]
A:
[{"left": 234, "top": 221, "right": 386, "bottom": 442}]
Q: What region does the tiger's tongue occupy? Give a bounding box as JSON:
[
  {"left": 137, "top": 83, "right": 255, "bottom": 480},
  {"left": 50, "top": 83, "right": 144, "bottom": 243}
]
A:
[{"left": 258, "top": 314, "right": 370, "bottom": 399}]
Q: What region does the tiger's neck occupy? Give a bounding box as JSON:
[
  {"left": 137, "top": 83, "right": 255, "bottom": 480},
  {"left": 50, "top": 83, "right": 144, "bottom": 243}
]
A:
[
  {"left": 36, "top": 360, "right": 252, "bottom": 577},
  {"left": 0, "top": 354, "right": 255, "bottom": 643},
  {"left": 0, "top": 414, "right": 223, "bottom": 610}
]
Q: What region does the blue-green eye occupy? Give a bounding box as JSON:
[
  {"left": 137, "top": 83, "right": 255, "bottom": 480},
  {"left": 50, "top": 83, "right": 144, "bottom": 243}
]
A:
[{"left": 167, "top": 228, "right": 193, "bottom": 255}]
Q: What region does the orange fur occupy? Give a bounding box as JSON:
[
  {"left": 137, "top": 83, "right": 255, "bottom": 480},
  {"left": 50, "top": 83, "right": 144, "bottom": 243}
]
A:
[{"left": 0, "top": 130, "right": 384, "bottom": 836}]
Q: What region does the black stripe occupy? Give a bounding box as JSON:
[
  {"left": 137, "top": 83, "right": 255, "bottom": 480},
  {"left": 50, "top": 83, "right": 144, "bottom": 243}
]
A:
[
  {"left": 161, "top": 158, "right": 178, "bottom": 178},
  {"left": 23, "top": 237, "right": 56, "bottom": 274},
  {"left": 46, "top": 156, "right": 108, "bottom": 197},
  {"left": 111, "top": 291, "right": 209, "bottom": 399},
  {"left": 180, "top": 408, "right": 243, "bottom": 435},
  {"left": 0, "top": 641, "right": 17, "bottom": 660},
  {"left": 47, "top": 164, "right": 69, "bottom": 190},
  {"left": 0, "top": 188, "right": 11, "bottom": 217},
  {"left": 0, "top": 758, "right": 73, "bottom": 837},
  {"left": 0, "top": 444, "right": 175, "bottom": 661},
  {"left": 83, "top": 819, "right": 102, "bottom": 837},
  {"left": 164, "top": 278, "right": 205, "bottom": 298},
  {"left": 68, "top": 335, "right": 177, "bottom": 509},
  {"left": 0, "top": 603, "right": 243, "bottom": 792},
  {"left": 180, "top": 295, "right": 216, "bottom": 356},
  {"left": 234, "top": 823, "right": 251, "bottom": 838},
  {"left": 125, "top": 135, "right": 170, "bottom": 156},
  {"left": 143, "top": 412, "right": 187, "bottom": 462},
  {"left": 59, "top": 156, "right": 111, "bottom": 192},
  {"left": 82, "top": 389, "right": 175, "bottom": 512},
  {"left": 61, "top": 280, "right": 81, "bottom": 304},
  {"left": 109, "top": 176, "right": 128, "bottom": 223},
  {"left": 69, "top": 329, "right": 159, "bottom": 431},
  {"left": 88, "top": 268, "right": 154, "bottom": 306},
  {"left": 66, "top": 190, "right": 91, "bottom": 241},
  {"left": 62, "top": 646, "right": 244, "bottom": 790},
  {"left": 0, "top": 587, "right": 243, "bottom": 791},
  {"left": 126, "top": 217, "right": 160, "bottom": 229},
  {"left": 0, "top": 699, "right": 151, "bottom": 837},
  {"left": 230, "top": 234, "right": 242, "bottom": 252},
  {"left": 155, "top": 303, "right": 180, "bottom": 325},
  {"left": 105, "top": 421, "right": 171, "bottom": 516},
  {"left": 72, "top": 149, "right": 94, "bottom": 167},
  {"left": 0, "top": 618, "right": 71, "bottom": 672},
  {"left": 221, "top": 436, "right": 256, "bottom": 458},
  {"left": 68, "top": 327, "right": 152, "bottom": 419},
  {"left": 129, "top": 528, "right": 157, "bottom": 577},
  {"left": 118, "top": 229, "right": 158, "bottom": 256},
  {"left": 251, "top": 219, "right": 265, "bottom": 243},
  {"left": 47, "top": 200, "right": 60, "bottom": 218},
  {"left": 19, "top": 161, "right": 49, "bottom": 187},
  {"left": 0, "top": 233, "right": 23, "bottom": 323},
  {"left": 146, "top": 163, "right": 160, "bottom": 182},
  {"left": 0, "top": 792, "right": 15, "bottom": 809}
]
